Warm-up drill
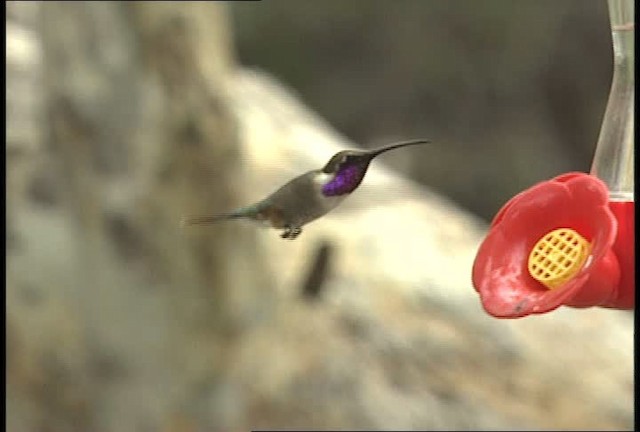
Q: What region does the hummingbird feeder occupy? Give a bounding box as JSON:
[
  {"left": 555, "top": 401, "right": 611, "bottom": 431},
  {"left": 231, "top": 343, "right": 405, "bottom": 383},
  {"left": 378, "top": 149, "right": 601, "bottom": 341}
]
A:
[{"left": 472, "top": 0, "right": 634, "bottom": 318}]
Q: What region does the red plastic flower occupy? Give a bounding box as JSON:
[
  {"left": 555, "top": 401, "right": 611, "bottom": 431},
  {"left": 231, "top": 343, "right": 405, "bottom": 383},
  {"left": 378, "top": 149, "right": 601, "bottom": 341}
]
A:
[{"left": 472, "top": 172, "right": 628, "bottom": 318}]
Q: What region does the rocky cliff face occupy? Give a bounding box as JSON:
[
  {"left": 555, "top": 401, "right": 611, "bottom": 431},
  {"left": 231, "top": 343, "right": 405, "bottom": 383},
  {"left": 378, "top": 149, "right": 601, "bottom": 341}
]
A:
[
  {"left": 7, "top": 2, "right": 633, "bottom": 431},
  {"left": 226, "top": 69, "right": 634, "bottom": 431}
]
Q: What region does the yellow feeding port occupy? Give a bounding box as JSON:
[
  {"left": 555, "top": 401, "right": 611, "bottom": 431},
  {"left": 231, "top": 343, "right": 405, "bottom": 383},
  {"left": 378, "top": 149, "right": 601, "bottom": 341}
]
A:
[{"left": 527, "top": 228, "right": 591, "bottom": 289}]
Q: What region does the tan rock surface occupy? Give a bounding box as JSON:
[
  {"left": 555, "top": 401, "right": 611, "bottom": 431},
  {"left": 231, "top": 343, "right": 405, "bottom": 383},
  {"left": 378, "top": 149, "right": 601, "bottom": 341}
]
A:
[{"left": 228, "top": 68, "right": 634, "bottom": 431}]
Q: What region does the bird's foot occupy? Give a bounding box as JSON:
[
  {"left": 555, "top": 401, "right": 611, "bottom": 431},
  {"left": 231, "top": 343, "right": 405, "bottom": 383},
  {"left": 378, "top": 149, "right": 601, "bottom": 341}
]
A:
[{"left": 281, "top": 226, "right": 302, "bottom": 240}]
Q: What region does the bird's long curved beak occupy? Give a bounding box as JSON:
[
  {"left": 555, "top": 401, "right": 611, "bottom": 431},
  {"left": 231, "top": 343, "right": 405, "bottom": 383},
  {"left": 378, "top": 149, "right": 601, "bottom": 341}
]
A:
[{"left": 366, "top": 139, "right": 431, "bottom": 159}]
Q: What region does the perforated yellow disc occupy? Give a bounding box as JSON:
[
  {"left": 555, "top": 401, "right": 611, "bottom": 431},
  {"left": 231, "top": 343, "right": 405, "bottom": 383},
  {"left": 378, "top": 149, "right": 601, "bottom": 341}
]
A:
[{"left": 527, "top": 228, "right": 591, "bottom": 289}]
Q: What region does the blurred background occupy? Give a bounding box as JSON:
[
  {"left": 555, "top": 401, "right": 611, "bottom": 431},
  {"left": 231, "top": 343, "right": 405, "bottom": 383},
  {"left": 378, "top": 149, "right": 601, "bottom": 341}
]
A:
[
  {"left": 230, "top": 0, "right": 612, "bottom": 220},
  {"left": 6, "top": 1, "right": 633, "bottom": 431}
]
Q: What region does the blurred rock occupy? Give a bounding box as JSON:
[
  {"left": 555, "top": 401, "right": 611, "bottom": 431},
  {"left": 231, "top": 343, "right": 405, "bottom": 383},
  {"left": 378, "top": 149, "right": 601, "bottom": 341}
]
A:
[{"left": 225, "top": 68, "right": 633, "bottom": 431}]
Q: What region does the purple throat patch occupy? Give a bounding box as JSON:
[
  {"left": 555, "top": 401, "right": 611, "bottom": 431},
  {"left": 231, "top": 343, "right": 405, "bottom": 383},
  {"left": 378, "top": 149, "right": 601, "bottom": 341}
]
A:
[{"left": 322, "top": 165, "right": 366, "bottom": 196}]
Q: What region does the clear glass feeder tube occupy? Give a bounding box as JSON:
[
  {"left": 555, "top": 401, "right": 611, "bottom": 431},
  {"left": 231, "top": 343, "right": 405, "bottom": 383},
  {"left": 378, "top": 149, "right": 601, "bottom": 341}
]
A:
[{"left": 590, "top": 0, "right": 634, "bottom": 201}]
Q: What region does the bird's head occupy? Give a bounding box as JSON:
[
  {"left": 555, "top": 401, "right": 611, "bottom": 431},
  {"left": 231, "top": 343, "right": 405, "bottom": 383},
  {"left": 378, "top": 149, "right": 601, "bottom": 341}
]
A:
[{"left": 320, "top": 139, "right": 430, "bottom": 196}]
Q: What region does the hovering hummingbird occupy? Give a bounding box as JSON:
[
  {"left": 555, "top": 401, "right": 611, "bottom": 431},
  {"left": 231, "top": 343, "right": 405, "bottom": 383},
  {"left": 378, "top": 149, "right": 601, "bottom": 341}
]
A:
[{"left": 182, "top": 139, "right": 430, "bottom": 239}]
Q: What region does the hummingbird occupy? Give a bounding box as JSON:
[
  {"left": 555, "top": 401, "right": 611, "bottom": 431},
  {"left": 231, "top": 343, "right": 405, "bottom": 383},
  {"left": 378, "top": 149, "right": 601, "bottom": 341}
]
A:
[{"left": 182, "top": 139, "right": 430, "bottom": 239}]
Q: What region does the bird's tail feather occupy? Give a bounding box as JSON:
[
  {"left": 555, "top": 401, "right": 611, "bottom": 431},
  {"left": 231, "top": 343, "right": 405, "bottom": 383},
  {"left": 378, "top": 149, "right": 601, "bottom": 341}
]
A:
[{"left": 180, "top": 210, "right": 247, "bottom": 227}]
